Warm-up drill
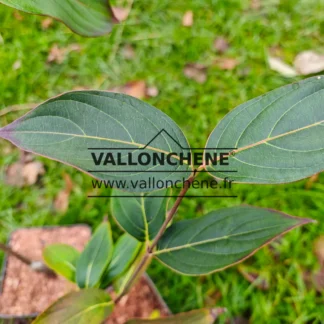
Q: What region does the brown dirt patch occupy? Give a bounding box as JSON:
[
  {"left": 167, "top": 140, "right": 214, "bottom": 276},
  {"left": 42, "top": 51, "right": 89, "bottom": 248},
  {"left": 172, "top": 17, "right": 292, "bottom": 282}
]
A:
[
  {"left": 106, "top": 276, "right": 170, "bottom": 323},
  {"left": 0, "top": 226, "right": 170, "bottom": 323},
  {"left": 0, "top": 225, "right": 91, "bottom": 317}
]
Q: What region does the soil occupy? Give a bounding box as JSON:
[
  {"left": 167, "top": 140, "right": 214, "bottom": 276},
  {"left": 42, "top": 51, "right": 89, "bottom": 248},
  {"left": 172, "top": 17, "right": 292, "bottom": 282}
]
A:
[
  {"left": 0, "top": 226, "right": 170, "bottom": 323},
  {"left": 106, "top": 276, "right": 170, "bottom": 324},
  {"left": 0, "top": 225, "right": 91, "bottom": 317}
]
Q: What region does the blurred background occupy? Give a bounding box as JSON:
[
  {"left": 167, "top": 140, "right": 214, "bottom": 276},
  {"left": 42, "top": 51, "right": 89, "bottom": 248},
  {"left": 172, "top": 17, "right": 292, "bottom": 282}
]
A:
[{"left": 0, "top": 0, "right": 324, "bottom": 322}]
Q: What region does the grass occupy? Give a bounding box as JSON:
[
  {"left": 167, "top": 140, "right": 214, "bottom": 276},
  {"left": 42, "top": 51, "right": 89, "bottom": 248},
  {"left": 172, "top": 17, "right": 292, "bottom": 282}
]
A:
[{"left": 1, "top": 0, "right": 324, "bottom": 322}]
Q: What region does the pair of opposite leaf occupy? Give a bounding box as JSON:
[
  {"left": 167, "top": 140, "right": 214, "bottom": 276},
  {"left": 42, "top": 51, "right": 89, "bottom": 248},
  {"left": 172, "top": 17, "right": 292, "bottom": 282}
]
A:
[
  {"left": 45, "top": 190, "right": 311, "bottom": 278},
  {"left": 43, "top": 223, "right": 142, "bottom": 290},
  {"left": 1, "top": 77, "right": 323, "bottom": 191},
  {"left": 0, "top": 0, "right": 117, "bottom": 37}
]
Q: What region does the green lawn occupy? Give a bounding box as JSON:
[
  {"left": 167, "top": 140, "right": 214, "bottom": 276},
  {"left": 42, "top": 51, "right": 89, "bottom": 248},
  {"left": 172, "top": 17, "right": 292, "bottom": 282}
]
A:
[{"left": 1, "top": 0, "right": 324, "bottom": 322}]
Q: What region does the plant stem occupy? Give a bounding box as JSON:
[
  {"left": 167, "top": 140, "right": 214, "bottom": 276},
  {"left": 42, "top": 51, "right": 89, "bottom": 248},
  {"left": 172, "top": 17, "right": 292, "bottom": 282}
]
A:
[
  {"left": 115, "top": 252, "right": 152, "bottom": 303},
  {"left": 0, "top": 103, "right": 37, "bottom": 117},
  {"left": 148, "top": 173, "right": 196, "bottom": 253},
  {"left": 108, "top": 0, "right": 134, "bottom": 66},
  {"left": 0, "top": 243, "right": 56, "bottom": 276},
  {"left": 115, "top": 169, "right": 198, "bottom": 303},
  {"left": 0, "top": 243, "right": 32, "bottom": 266}
]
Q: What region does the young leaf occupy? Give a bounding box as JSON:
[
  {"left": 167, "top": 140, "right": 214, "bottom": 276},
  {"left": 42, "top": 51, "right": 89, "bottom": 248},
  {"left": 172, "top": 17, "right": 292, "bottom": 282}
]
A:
[
  {"left": 205, "top": 76, "right": 324, "bottom": 184},
  {"left": 0, "top": 0, "right": 116, "bottom": 37},
  {"left": 100, "top": 234, "right": 142, "bottom": 288},
  {"left": 0, "top": 91, "right": 192, "bottom": 192},
  {"left": 126, "top": 308, "right": 222, "bottom": 324},
  {"left": 43, "top": 244, "right": 80, "bottom": 282},
  {"left": 111, "top": 189, "right": 169, "bottom": 242},
  {"left": 113, "top": 245, "right": 149, "bottom": 295},
  {"left": 76, "top": 222, "right": 113, "bottom": 288},
  {"left": 155, "top": 206, "right": 313, "bottom": 275},
  {"left": 33, "top": 288, "right": 114, "bottom": 324}
]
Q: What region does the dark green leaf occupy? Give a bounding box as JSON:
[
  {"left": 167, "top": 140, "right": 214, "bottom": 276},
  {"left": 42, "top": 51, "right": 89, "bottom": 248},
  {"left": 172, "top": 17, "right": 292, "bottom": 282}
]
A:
[
  {"left": 0, "top": 92, "right": 192, "bottom": 192},
  {"left": 100, "top": 234, "right": 142, "bottom": 288},
  {"left": 126, "top": 308, "right": 221, "bottom": 324},
  {"left": 155, "top": 206, "right": 313, "bottom": 275},
  {"left": 111, "top": 189, "right": 169, "bottom": 241},
  {"left": 205, "top": 76, "right": 324, "bottom": 184},
  {"left": 0, "top": 0, "right": 116, "bottom": 37},
  {"left": 43, "top": 244, "right": 80, "bottom": 282},
  {"left": 76, "top": 222, "right": 113, "bottom": 288},
  {"left": 33, "top": 288, "right": 114, "bottom": 324}
]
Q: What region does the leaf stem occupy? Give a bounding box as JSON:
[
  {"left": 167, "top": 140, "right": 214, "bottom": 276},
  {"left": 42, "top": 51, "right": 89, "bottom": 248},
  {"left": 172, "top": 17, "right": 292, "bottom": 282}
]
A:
[
  {"left": 115, "top": 169, "right": 199, "bottom": 303},
  {"left": 108, "top": 0, "right": 134, "bottom": 66},
  {"left": 148, "top": 172, "right": 196, "bottom": 253}
]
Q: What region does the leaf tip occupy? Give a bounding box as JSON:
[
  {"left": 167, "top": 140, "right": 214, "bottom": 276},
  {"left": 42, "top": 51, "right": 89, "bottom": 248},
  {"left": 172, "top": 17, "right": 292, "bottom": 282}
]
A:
[
  {"left": 301, "top": 217, "right": 317, "bottom": 225},
  {"left": 302, "top": 218, "right": 318, "bottom": 225},
  {"left": 266, "top": 208, "right": 315, "bottom": 228}
]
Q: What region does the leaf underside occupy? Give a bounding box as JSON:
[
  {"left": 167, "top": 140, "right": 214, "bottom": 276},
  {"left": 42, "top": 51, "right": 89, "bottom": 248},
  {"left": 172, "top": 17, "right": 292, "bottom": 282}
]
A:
[
  {"left": 155, "top": 206, "right": 312, "bottom": 275},
  {"left": 206, "top": 76, "right": 324, "bottom": 184},
  {"left": 33, "top": 288, "right": 113, "bottom": 324},
  {"left": 0, "top": 0, "right": 115, "bottom": 37},
  {"left": 111, "top": 189, "right": 169, "bottom": 241},
  {"left": 0, "top": 91, "right": 192, "bottom": 192}
]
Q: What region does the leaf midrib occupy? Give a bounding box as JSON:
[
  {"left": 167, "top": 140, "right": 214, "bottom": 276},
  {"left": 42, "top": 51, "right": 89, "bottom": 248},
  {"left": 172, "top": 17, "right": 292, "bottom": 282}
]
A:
[
  {"left": 64, "top": 301, "right": 113, "bottom": 323},
  {"left": 85, "top": 230, "right": 106, "bottom": 287},
  {"left": 63, "top": 260, "right": 76, "bottom": 271},
  {"left": 233, "top": 120, "right": 323, "bottom": 154},
  {"left": 209, "top": 119, "right": 323, "bottom": 166},
  {"left": 140, "top": 196, "right": 150, "bottom": 243},
  {"left": 11, "top": 130, "right": 186, "bottom": 162},
  {"left": 154, "top": 223, "right": 290, "bottom": 255}
]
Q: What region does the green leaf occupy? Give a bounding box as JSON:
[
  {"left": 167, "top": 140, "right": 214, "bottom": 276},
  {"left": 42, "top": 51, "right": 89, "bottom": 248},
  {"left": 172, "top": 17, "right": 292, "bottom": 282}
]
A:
[
  {"left": 205, "top": 76, "right": 324, "bottom": 184},
  {"left": 0, "top": 91, "right": 192, "bottom": 192},
  {"left": 0, "top": 0, "right": 116, "bottom": 37},
  {"left": 126, "top": 308, "right": 220, "bottom": 324},
  {"left": 43, "top": 244, "right": 80, "bottom": 282},
  {"left": 112, "top": 245, "right": 148, "bottom": 295},
  {"left": 100, "top": 234, "right": 142, "bottom": 288},
  {"left": 33, "top": 288, "right": 114, "bottom": 324},
  {"left": 76, "top": 222, "right": 113, "bottom": 288},
  {"left": 111, "top": 189, "right": 169, "bottom": 242},
  {"left": 155, "top": 206, "right": 313, "bottom": 275}
]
